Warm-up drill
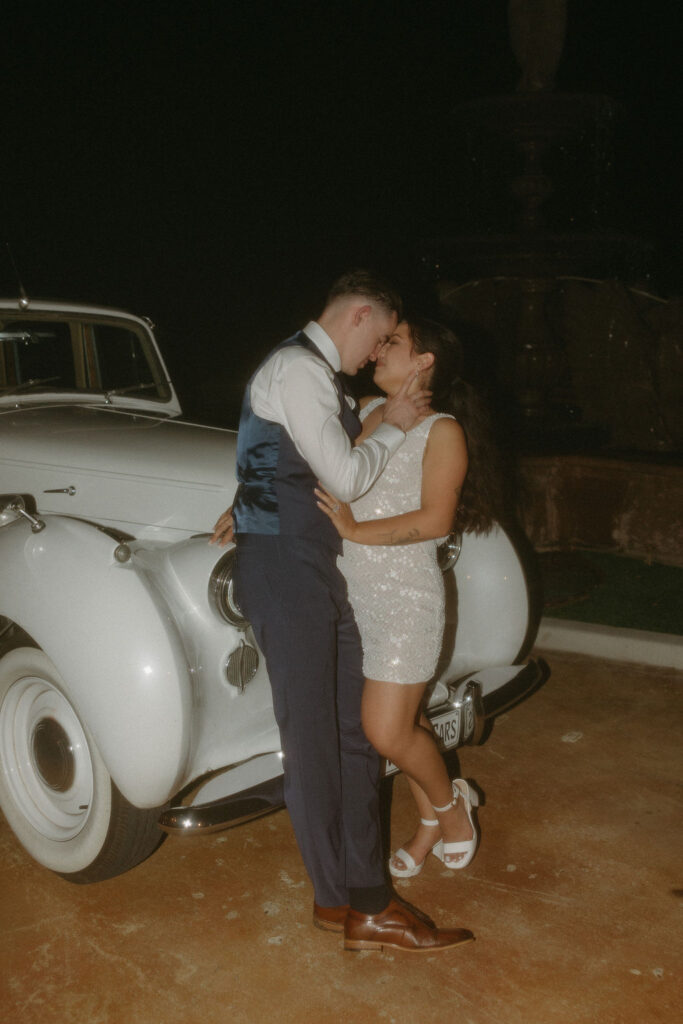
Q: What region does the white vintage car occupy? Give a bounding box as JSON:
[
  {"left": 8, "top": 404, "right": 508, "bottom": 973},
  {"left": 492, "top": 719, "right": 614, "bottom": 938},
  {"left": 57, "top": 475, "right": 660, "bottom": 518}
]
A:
[{"left": 0, "top": 297, "right": 544, "bottom": 883}]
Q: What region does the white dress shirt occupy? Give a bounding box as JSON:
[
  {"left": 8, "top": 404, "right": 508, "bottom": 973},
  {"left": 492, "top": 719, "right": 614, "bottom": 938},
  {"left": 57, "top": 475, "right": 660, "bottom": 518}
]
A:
[{"left": 249, "top": 321, "right": 405, "bottom": 502}]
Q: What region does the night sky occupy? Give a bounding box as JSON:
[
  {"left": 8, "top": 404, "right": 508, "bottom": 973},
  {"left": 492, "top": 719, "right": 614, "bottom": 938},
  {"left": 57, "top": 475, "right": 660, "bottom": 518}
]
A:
[{"left": 3, "top": 1, "right": 681, "bottom": 424}]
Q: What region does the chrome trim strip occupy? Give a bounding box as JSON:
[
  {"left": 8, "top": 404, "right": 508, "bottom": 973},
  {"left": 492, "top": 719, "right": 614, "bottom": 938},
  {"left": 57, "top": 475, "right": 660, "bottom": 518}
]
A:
[{"left": 158, "top": 776, "right": 285, "bottom": 835}]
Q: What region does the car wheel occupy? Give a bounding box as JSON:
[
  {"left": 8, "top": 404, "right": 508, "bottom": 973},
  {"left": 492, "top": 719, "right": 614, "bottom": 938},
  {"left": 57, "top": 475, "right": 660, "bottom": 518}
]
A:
[{"left": 0, "top": 645, "right": 165, "bottom": 883}]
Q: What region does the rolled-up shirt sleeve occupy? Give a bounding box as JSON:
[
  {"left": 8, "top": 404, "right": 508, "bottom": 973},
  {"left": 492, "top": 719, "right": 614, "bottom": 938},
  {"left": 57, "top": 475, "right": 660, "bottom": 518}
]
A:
[{"left": 251, "top": 347, "right": 404, "bottom": 502}]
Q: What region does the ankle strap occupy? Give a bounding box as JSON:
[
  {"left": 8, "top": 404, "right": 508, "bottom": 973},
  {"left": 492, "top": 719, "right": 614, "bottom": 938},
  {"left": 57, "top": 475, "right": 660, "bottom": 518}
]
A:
[{"left": 433, "top": 787, "right": 460, "bottom": 815}]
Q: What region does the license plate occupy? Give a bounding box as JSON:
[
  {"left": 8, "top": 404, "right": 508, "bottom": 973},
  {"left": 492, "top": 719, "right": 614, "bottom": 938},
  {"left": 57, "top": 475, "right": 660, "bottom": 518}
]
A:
[{"left": 430, "top": 705, "right": 462, "bottom": 749}]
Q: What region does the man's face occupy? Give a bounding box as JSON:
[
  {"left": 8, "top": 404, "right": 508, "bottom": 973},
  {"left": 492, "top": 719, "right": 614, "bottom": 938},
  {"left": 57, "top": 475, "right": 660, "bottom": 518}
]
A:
[{"left": 341, "top": 307, "right": 398, "bottom": 375}]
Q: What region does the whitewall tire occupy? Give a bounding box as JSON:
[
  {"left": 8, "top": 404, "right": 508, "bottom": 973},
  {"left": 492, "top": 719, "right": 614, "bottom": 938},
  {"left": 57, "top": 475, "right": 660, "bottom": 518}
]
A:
[{"left": 0, "top": 646, "right": 165, "bottom": 883}]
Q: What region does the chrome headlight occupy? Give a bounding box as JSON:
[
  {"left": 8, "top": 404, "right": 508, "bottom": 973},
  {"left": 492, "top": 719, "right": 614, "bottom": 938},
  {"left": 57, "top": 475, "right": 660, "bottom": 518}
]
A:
[
  {"left": 437, "top": 532, "right": 462, "bottom": 573},
  {"left": 209, "top": 548, "right": 249, "bottom": 629}
]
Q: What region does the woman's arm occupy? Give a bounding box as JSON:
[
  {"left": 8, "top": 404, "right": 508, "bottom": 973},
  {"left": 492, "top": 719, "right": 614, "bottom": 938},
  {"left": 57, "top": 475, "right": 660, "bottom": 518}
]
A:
[{"left": 315, "top": 417, "right": 468, "bottom": 545}]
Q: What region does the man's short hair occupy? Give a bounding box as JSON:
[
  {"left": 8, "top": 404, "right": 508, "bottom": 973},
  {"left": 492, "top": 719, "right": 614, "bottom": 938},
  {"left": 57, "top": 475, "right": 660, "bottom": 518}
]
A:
[{"left": 325, "top": 269, "right": 403, "bottom": 318}]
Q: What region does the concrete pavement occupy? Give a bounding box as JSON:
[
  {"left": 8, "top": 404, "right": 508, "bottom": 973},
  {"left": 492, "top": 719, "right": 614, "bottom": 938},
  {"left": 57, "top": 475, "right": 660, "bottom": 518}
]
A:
[{"left": 1, "top": 647, "right": 681, "bottom": 1024}]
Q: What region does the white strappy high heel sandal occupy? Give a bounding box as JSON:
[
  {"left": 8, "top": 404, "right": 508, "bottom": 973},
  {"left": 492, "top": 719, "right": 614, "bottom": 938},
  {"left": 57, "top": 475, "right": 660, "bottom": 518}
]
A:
[
  {"left": 431, "top": 778, "right": 480, "bottom": 870},
  {"left": 389, "top": 817, "right": 440, "bottom": 878}
]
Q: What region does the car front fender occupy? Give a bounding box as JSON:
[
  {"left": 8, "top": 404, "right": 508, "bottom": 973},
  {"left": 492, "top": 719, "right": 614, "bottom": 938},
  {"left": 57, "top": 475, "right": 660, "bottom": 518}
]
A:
[{"left": 0, "top": 514, "right": 193, "bottom": 808}]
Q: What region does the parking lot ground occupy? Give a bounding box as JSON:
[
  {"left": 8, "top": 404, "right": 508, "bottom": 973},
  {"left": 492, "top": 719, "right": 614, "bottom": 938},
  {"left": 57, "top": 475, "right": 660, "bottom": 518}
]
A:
[{"left": 1, "top": 648, "right": 681, "bottom": 1024}]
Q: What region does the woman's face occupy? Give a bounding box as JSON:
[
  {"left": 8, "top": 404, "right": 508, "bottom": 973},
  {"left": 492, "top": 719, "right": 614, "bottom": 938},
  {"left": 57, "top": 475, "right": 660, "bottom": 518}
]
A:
[{"left": 373, "top": 321, "right": 421, "bottom": 394}]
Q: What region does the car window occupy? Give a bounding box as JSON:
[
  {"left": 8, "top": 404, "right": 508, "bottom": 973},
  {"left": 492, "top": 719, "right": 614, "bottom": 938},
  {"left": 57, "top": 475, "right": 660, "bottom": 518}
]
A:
[
  {"left": 0, "top": 315, "right": 171, "bottom": 403},
  {"left": 0, "top": 320, "right": 77, "bottom": 389},
  {"left": 89, "top": 324, "right": 171, "bottom": 399}
]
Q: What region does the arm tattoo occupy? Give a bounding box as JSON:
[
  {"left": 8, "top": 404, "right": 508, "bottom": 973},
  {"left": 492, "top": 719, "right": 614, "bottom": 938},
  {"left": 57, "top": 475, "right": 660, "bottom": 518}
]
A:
[{"left": 384, "top": 527, "right": 422, "bottom": 546}]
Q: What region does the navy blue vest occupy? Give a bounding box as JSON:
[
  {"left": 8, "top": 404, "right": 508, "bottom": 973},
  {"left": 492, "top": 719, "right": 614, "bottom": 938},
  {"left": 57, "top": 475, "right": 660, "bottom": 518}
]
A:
[{"left": 233, "top": 332, "right": 361, "bottom": 552}]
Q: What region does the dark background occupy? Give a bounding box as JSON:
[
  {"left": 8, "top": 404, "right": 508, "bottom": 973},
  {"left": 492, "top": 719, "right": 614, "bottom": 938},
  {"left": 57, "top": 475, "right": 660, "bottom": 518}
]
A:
[{"left": 3, "top": 1, "right": 681, "bottom": 425}]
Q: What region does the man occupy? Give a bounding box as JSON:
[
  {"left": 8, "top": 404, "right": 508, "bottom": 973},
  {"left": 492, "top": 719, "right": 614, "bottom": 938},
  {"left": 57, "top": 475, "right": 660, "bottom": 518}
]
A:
[{"left": 211, "top": 271, "right": 473, "bottom": 952}]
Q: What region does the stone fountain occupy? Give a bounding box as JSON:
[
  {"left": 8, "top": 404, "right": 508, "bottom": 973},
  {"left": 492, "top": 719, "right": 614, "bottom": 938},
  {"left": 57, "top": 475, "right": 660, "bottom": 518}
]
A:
[{"left": 424, "top": 1, "right": 683, "bottom": 565}]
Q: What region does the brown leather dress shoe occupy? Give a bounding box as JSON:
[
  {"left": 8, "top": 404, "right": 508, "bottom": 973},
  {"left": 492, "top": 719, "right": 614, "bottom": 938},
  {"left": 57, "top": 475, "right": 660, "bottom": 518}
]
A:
[
  {"left": 344, "top": 898, "right": 474, "bottom": 953},
  {"left": 313, "top": 902, "right": 349, "bottom": 933}
]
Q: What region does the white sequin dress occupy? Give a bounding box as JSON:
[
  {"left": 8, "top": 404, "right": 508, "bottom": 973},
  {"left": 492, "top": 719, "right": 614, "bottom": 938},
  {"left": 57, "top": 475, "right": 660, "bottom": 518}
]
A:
[{"left": 340, "top": 398, "right": 454, "bottom": 685}]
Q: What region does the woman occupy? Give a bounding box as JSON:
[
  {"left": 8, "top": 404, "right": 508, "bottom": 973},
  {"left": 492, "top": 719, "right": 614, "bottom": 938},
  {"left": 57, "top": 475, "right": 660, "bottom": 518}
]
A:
[{"left": 315, "top": 316, "right": 502, "bottom": 877}]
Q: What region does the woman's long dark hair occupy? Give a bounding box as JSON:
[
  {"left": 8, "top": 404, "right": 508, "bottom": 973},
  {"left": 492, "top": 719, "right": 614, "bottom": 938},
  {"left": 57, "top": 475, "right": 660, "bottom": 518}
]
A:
[{"left": 408, "top": 316, "right": 504, "bottom": 535}]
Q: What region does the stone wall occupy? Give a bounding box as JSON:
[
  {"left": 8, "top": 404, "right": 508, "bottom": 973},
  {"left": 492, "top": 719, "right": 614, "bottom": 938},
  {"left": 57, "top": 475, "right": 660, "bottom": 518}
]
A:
[{"left": 518, "top": 456, "right": 683, "bottom": 567}]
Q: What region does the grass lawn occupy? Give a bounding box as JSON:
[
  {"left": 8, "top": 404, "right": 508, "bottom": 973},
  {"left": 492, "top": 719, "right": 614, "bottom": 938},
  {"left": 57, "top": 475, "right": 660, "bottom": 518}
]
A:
[{"left": 537, "top": 550, "right": 683, "bottom": 635}]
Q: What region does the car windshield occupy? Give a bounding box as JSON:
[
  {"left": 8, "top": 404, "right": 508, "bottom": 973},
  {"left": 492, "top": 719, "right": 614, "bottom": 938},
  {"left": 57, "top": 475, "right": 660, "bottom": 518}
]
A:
[{"left": 0, "top": 314, "right": 171, "bottom": 402}]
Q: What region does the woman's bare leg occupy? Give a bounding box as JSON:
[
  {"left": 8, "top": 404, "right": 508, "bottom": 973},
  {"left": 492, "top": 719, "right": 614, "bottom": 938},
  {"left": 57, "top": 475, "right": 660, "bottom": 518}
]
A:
[{"left": 362, "top": 679, "right": 473, "bottom": 868}]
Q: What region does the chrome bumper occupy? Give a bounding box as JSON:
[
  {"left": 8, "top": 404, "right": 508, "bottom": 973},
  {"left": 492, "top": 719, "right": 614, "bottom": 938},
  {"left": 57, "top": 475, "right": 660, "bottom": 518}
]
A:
[{"left": 427, "top": 657, "right": 548, "bottom": 753}]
